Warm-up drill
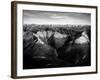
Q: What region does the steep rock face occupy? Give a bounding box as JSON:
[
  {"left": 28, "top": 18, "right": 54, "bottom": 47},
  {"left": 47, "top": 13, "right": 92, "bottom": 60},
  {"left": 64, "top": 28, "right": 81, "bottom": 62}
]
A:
[
  {"left": 23, "top": 31, "right": 37, "bottom": 56},
  {"left": 75, "top": 31, "right": 89, "bottom": 44},
  {"left": 57, "top": 31, "right": 90, "bottom": 65},
  {"left": 23, "top": 31, "right": 62, "bottom": 68},
  {"left": 31, "top": 31, "right": 65, "bottom": 63},
  {"left": 23, "top": 31, "right": 38, "bottom": 69},
  {"left": 23, "top": 30, "right": 90, "bottom": 69},
  {"left": 54, "top": 32, "right": 67, "bottom": 49},
  {"left": 33, "top": 31, "right": 68, "bottom": 49},
  {"left": 32, "top": 42, "right": 58, "bottom": 63}
]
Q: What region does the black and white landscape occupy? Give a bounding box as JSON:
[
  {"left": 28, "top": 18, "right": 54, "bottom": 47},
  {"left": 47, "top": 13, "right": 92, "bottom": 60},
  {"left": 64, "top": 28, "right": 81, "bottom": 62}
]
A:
[{"left": 23, "top": 10, "right": 91, "bottom": 69}]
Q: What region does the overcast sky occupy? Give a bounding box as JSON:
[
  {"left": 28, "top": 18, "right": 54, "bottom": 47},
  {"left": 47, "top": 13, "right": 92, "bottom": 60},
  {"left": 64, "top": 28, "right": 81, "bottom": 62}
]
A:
[{"left": 23, "top": 10, "right": 91, "bottom": 25}]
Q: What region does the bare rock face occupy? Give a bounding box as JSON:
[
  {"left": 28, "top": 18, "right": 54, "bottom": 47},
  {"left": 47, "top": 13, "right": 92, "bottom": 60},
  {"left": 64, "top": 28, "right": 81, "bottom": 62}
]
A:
[
  {"left": 54, "top": 32, "right": 67, "bottom": 49},
  {"left": 57, "top": 32, "right": 90, "bottom": 65},
  {"left": 23, "top": 30, "right": 90, "bottom": 69},
  {"left": 23, "top": 31, "right": 60, "bottom": 68},
  {"left": 23, "top": 31, "right": 37, "bottom": 55}
]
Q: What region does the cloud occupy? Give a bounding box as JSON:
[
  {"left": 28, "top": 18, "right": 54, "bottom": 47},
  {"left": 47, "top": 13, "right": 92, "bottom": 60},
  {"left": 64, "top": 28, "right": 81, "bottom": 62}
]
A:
[{"left": 23, "top": 10, "right": 91, "bottom": 25}]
